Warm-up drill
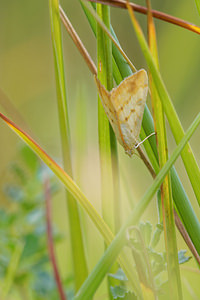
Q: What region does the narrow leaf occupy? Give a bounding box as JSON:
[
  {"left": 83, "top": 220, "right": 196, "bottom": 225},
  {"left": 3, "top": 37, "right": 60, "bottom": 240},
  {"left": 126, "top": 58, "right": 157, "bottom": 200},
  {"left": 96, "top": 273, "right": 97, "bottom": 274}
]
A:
[
  {"left": 75, "top": 112, "right": 200, "bottom": 299},
  {"left": 195, "top": 0, "right": 200, "bottom": 16}
]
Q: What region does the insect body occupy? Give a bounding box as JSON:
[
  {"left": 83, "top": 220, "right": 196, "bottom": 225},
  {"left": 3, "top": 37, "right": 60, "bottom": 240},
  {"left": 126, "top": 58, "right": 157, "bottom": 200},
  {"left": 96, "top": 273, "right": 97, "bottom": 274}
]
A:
[{"left": 95, "top": 69, "right": 148, "bottom": 156}]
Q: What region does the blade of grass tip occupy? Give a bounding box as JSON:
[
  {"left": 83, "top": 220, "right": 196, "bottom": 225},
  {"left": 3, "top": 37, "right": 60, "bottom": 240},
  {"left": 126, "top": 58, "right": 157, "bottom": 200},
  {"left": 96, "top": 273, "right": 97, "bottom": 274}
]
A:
[
  {"left": 0, "top": 112, "right": 141, "bottom": 297},
  {"left": 44, "top": 172, "right": 67, "bottom": 300},
  {"left": 126, "top": 1, "right": 200, "bottom": 206},
  {"left": 87, "top": 0, "right": 200, "bottom": 35},
  {"left": 49, "top": 0, "right": 88, "bottom": 290},
  {"left": 83, "top": 0, "right": 200, "bottom": 256},
  {"left": 195, "top": 0, "right": 200, "bottom": 16},
  {"left": 75, "top": 113, "right": 200, "bottom": 300},
  {"left": 147, "top": 0, "right": 182, "bottom": 298}
]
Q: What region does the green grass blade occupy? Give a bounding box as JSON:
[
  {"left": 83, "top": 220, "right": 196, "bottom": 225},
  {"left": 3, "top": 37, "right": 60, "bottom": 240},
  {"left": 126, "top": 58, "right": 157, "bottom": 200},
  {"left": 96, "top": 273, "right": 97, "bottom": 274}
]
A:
[
  {"left": 97, "top": 4, "right": 122, "bottom": 295},
  {"left": 101, "top": 4, "right": 122, "bottom": 233},
  {"left": 1, "top": 243, "right": 24, "bottom": 299},
  {"left": 49, "top": 0, "right": 88, "bottom": 289},
  {"left": 80, "top": 0, "right": 200, "bottom": 256},
  {"left": 127, "top": 3, "right": 200, "bottom": 205},
  {"left": 75, "top": 113, "right": 200, "bottom": 300},
  {"left": 147, "top": 1, "right": 182, "bottom": 297},
  {"left": 0, "top": 111, "right": 141, "bottom": 295}
]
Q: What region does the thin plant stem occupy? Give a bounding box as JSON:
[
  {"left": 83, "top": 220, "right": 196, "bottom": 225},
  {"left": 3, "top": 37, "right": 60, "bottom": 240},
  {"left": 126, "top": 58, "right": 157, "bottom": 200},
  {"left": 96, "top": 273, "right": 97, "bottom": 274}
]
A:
[
  {"left": 74, "top": 113, "right": 200, "bottom": 300},
  {"left": 59, "top": 5, "right": 97, "bottom": 75},
  {"left": 1, "top": 110, "right": 200, "bottom": 299},
  {"left": 126, "top": 0, "right": 200, "bottom": 206},
  {"left": 44, "top": 173, "right": 67, "bottom": 300},
  {"left": 81, "top": 1, "right": 136, "bottom": 72},
  {"left": 174, "top": 209, "right": 200, "bottom": 265},
  {"left": 60, "top": 5, "right": 200, "bottom": 262},
  {"left": 87, "top": 0, "right": 200, "bottom": 35},
  {"left": 0, "top": 110, "right": 142, "bottom": 296}
]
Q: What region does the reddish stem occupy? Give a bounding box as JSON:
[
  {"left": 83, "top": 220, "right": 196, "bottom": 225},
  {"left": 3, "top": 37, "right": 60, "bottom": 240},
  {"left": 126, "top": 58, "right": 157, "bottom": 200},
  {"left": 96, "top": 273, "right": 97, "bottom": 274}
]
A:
[
  {"left": 44, "top": 175, "right": 67, "bottom": 300},
  {"left": 88, "top": 0, "right": 200, "bottom": 35}
]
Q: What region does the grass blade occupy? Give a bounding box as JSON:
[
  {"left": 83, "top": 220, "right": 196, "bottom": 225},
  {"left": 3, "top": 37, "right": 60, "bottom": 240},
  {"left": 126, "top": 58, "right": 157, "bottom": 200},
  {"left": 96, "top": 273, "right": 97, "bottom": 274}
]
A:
[
  {"left": 1, "top": 243, "right": 24, "bottom": 299},
  {"left": 80, "top": 0, "right": 200, "bottom": 256},
  {"left": 87, "top": 0, "right": 200, "bottom": 34},
  {"left": 75, "top": 113, "right": 200, "bottom": 300},
  {"left": 147, "top": 1, "right": 182, "bottom": 297},
  {"left": 96, "top": 3, "right": 115, "bottom": 231},
  {"left": 96, "top": 4, "right": 121, "bottom": 295},
  {"left": 126, "top": 2, "right": 200, "bottom": 206},
  {"left": 49, "top": 0, "right": 88, "bottom": 289},
  {"left": 0, "top": 111, "right": 141, "bottom": 295},
  {"left": 195, "top": 0, "right": 200, "bottom": 16}
]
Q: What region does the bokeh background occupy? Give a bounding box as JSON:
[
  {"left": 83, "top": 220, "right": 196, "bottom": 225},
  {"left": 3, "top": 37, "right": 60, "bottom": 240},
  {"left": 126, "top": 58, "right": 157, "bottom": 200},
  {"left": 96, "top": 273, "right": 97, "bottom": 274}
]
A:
[{"left": 0, "top": 0, "right": 200, "bottom": 298}]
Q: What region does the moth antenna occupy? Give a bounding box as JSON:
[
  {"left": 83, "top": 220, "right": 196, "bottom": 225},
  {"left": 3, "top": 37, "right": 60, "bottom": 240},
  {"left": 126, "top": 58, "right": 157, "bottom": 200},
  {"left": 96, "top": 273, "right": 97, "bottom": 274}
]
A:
[{"left": 134, "top": 132, "right": 156, "bottom": 149}]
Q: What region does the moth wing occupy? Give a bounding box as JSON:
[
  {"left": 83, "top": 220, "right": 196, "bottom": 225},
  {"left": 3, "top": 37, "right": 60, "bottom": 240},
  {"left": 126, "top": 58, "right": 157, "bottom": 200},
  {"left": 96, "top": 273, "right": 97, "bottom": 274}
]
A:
[
  {"left": 94, "top": 75, "right": 123, "bottom": 145},
  {"left": 111, "top": 69, "right": 148, "bottom": 150}
]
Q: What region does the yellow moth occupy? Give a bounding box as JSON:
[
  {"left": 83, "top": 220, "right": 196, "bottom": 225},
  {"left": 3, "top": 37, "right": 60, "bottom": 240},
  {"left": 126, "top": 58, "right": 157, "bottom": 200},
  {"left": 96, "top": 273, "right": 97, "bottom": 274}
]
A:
[{"left": 95, "top": 69, "right": 148, "bottom": 156}]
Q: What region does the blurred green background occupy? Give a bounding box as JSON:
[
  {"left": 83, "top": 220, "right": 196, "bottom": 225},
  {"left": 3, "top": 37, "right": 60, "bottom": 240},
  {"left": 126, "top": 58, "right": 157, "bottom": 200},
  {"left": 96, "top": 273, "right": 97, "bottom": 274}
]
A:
[{"left": 0, "top": 0, "right": 200, "bottom": 298}]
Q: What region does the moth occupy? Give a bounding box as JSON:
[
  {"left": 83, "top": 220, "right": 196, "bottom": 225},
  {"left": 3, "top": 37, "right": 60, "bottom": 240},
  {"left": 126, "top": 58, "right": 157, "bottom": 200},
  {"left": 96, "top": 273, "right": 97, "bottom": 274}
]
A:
[{"left": 95, "top": 69, "right": 149, "bottom": 156}]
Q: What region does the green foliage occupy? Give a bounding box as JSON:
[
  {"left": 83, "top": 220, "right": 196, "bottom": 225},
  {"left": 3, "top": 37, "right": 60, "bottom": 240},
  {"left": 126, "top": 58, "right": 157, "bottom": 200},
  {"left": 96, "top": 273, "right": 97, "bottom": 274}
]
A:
[
  {"left": 0, "top": 145, "right": 69, "bottom": 299},
  {"left": 126, "top": 222, "right": 191, "bottom": 295},
  {"left": 110, "top": 285, "right": 137, "bottom": 300},
  {"left": 108, "top": 222, "right": 192, "bottom": 299}
]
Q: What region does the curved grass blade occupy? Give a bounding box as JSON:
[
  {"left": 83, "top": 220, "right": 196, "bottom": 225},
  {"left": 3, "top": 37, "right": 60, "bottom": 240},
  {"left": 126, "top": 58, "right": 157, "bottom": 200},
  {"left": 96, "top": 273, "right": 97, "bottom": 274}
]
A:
[
  {"left": 87, "top": 0, "right": 200, "bottom": 35},
  {"left": 75, "top": 112, "right": 200, "bottom": 300},
  {"left": 49, "top": 0, "right": 88, "bottom": 289},
  {"left": 126, "top": 2, "right": 200, "bottom": 206},
  {"left": 0, "top": 111, "right": 141, "bottom": 296},
  {"left": 80, "top": 0, "right": 200, "bottom": 256}
]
